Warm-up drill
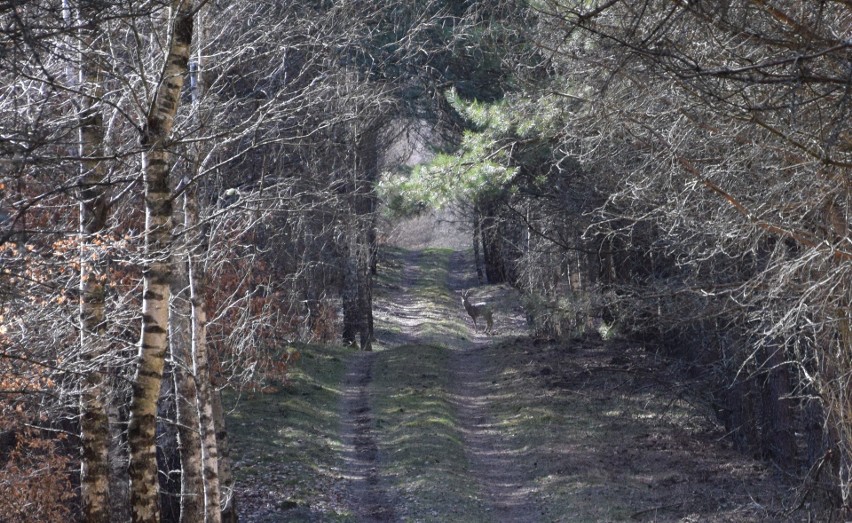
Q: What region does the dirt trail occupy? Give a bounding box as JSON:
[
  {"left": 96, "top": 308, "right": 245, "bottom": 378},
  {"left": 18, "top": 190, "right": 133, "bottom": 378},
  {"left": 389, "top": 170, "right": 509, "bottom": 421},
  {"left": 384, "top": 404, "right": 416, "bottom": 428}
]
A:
[
  {"left": 340, "top": 352, "right": 396, "bottom": 522},
  {"left": 233, "top": 245, "right": 801, "bottom": 522},
  {"left": 363, "top": 246, "right": 797, "bottom": 522},
  {"left": 445, "top": 251, "right": 543, "bottom": 522},
  {"left": 336, "top": 248, "right": 432, "bottom": 521},
  {"left": 372, "top": 247, "right": 543, "bottom": 520},
  {"left": 449, "top": 339, "right": 542, "bottom": 522}
]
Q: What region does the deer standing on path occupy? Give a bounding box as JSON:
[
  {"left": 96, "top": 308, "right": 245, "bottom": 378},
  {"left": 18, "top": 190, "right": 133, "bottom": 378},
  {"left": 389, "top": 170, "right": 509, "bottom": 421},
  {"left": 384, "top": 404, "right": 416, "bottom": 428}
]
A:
[{"left": 461, "top": 290, "right": 493, "bottom": 335}]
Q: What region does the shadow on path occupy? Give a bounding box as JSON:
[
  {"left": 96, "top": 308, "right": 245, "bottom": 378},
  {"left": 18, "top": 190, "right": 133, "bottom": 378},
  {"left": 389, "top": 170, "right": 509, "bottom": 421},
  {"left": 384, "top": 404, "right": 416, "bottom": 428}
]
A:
[
  {"left": 340, "top": 352, "right": 396, "bottom": 522},
  {"left": 445, "top": 250, "right": 543, "bottom": 523}
]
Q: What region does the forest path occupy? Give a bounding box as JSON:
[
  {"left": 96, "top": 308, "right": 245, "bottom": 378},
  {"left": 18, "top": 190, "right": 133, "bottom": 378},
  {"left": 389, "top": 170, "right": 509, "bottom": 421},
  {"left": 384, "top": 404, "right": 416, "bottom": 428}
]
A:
[
  {"left": 444, "top": 251, "right": 544, "bottom": 521},
  {"left": 230, "top": 246, "right": 799, "bottom": 522},
  {"left": 357, "top": 246, "right": 797, "bottom": 522},
  {"left": 339, "top": 350, "right": 396, "bottom": 522},
  {"left": 359, "top": 246, "right": 541, "bottom": 521}
]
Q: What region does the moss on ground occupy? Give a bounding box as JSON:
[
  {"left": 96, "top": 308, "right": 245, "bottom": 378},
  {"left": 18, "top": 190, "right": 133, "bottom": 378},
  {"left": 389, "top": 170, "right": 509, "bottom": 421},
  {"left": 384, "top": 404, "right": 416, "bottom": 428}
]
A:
[
  {"left": 226, "top": 342, "right": 355, "bottom": 522},
  {"left": 227, "top": 246, "right": 796, "bottom": 522},
  {"left": 371, "top": 344, "right": 483, "bottom": 522}
]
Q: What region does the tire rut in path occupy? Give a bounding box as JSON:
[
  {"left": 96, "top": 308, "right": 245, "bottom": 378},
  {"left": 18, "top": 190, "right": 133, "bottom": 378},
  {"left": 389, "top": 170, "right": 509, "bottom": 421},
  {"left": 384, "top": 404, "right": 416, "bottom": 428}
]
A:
[
  {"left": 340, "top": 351, "right": 395, "bottom": 522},
  {"left": 446, "top": 250, "right": 542, "bottom": 523},
  {"left": 450, "top": 350, "right": 541, "bottom": 522}
]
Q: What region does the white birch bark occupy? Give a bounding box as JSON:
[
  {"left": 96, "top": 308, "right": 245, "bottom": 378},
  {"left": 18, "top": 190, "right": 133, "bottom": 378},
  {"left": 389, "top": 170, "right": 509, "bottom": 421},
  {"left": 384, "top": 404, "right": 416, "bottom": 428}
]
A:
[
  {"left": 187, "top": 13, "right": 224, "bottom": 518},
  {"left": 127, "top": 3, "right": 194, "bottom": 522},
  {"left": 71, "top": 2, "right": 111, "bottom": 520},
  {"left": 186, "top": 183, "right": 223, "bottom": 523},
  {"left": 172, "top": 227, "right": 205, "bottom": 523}
]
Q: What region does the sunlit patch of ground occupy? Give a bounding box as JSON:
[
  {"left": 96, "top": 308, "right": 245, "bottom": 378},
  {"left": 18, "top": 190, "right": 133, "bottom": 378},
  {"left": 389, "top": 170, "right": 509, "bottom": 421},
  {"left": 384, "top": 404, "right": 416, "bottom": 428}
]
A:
[
  {"left": 228, "top": 244, "right": 806, "bottom": 522},
  {"left": 226, "top": 343, "right": 356, "bottom": 522}
]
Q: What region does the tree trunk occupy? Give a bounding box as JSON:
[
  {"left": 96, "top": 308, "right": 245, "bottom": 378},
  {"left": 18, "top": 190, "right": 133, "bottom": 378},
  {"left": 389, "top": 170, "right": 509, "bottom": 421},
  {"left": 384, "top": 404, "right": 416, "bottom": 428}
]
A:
[
  {"left": 107, "top": 396, "right": 132, "bottom": 523},
  {"left": 171, "top": 208, "right": 205, "bottom": 523},
  {"left": 341, "top": 212, "right": 373, "bottom": 350},
  {"left": 357, "top": 126, "right": 379, "bottom": 349},
  {"left": 473, "top": 206, "right": 484, "bottom": 284},
  {"left": 360, "top": 126, "right": 380, "bottom": 347},
  {"left": 186, "top": 184, "right": 224, "bottom": 523},
  {"left": 759, "top": 343, "right": 796, "bottom": 468},
  {"left": 128, "top": 3, "right": 193, "bottom": 522},
  {"left": 157, "top": 366, "right": 182, "bottom": 523},
  {"left": 723, "top": 369, "right": 759, "bottom": 453},
  {"left": 357, "top": 231, "right": 373, "bottom": 351},
  {"left": 341, "top": 224, "right": 360, "bottom": 347},
  {"left": 187, "top": 16, "right": 224, "bottom": 519},
  {"left": 211, "top": 388, "right": 238, "bottom": 523},
  {"left": 341, "top": 123, "right": 379, "bottom": 350},
  {"left": 480, "top": 199, "right": 506, "bottom": 284},
  {"left": 368, "top": 218, "right": 378, "bottom": 276},
  {"left": 75, "top": 7, "right": 111, "bottom": 520}
]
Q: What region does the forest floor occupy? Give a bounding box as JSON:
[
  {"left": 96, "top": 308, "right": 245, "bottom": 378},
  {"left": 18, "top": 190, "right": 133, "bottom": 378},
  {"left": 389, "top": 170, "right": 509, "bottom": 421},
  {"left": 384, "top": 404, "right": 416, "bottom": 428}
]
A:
[{"left": 226, "top": 245, "right": 811, "bottom": 522}]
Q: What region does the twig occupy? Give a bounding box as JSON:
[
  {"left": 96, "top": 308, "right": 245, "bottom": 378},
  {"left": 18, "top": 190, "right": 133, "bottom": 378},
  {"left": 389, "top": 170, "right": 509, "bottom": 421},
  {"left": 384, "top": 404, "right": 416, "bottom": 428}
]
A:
[{"left": 631, "top": 501, "right": 684, "bottom": 519}]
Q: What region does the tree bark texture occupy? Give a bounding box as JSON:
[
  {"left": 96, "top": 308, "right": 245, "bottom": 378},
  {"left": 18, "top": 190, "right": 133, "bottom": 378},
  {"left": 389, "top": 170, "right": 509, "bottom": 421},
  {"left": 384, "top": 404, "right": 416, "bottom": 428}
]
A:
[
  {"left": 108, "top": 397, "right": 132, "bottom": 523},
  {"left": 74, "top": 4, "right": 111, "bottom": 520},
  {"left": 211, "top": 389, "right": 238, "bottom": 523},
  {"left": 128, "top": 3, "right": 193, "bottom": 522},
  {"left": 157, "top": 370, "right": 182, "bottom": 523},
  {"left": 184, "top": 16, "right": 224, "bottom": 517},
  {"left": 186, "top": 179, "right": 224, "bottom": 523},
  {"left": 171, "top": 226, "right": 205, "bottom": 523}
]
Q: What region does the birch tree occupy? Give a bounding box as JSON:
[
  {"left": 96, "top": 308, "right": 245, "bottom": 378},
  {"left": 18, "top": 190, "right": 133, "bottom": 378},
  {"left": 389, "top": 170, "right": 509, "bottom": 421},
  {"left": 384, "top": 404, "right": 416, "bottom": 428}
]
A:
[
  {"left": 69, "top": 1, "right": 113, "bottom": 520},
  {"left": 184, "top": 180, "right": 224, "bottom": 523},
  {"left": 127, "top": 1, "right": 194, "bottom": 521},
  {"left": 180, "top": 14, "right": 223, "bottom": 518},
  {"left": 171, "top": 201, "right": 205, "bottom": 522}
]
